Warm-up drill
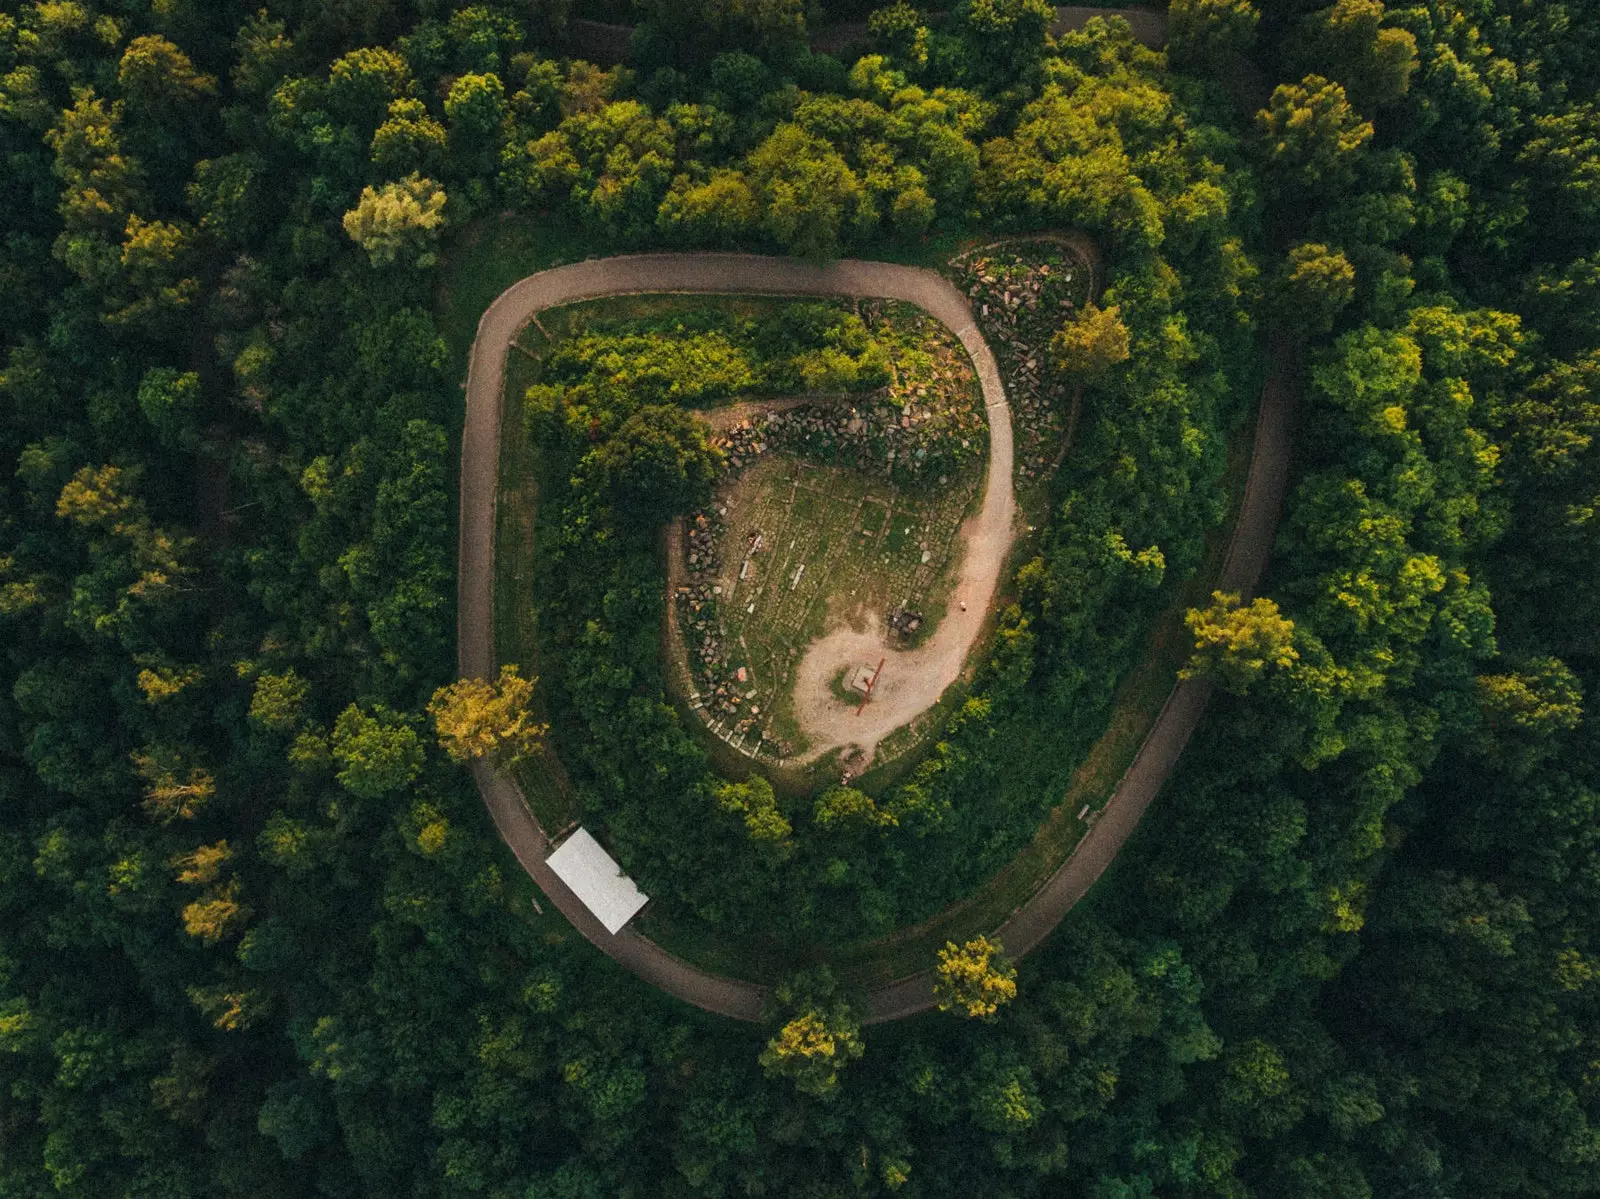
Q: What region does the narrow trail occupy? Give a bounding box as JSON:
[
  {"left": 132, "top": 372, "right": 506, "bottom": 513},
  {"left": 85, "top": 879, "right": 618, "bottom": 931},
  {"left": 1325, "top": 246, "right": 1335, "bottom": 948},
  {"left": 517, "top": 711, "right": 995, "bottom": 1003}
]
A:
[{"left": 458, "top": 254, "right": 1295, "bottom": 1024}]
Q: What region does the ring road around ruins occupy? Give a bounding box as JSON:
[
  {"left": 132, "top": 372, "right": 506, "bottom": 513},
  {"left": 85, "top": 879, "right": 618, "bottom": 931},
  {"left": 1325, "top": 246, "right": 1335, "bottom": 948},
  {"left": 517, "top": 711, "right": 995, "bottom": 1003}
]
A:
[{"left": 457, "top": 254, "right": 1294, "bottom": 1022}]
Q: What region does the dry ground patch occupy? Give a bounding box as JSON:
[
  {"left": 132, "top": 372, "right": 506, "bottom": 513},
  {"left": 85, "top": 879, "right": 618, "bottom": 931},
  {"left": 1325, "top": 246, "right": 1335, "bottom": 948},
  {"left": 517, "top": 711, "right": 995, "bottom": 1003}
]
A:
[{"left": 679, "top": 452, "right": 983, "bottom": 760}]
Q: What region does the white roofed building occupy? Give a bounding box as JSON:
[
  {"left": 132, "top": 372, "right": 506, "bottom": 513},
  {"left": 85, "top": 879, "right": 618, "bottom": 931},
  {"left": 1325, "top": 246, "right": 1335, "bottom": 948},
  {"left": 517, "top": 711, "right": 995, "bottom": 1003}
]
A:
[{"left": 545, "top": 828, "right": 649, "bottom": 934}]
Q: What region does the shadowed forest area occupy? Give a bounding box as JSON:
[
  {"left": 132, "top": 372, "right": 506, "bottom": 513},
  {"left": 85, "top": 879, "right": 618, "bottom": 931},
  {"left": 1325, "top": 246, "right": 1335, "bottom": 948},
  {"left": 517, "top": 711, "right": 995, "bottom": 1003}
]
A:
[{"left": 0, "top": 0, "right": 1597, "bottom": 1194}]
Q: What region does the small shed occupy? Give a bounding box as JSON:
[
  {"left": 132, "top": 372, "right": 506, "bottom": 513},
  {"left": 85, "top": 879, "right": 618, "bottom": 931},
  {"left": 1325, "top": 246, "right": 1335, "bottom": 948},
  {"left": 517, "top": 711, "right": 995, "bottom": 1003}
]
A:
[{"left": 546, "top": 828, "right": 649, "bottom": 935}]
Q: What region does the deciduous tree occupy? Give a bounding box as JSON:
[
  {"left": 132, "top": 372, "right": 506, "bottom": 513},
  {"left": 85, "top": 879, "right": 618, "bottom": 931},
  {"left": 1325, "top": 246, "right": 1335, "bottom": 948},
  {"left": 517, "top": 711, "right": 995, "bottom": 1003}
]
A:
[
  {"left": 1050, "top": 302, "right": 1130, "bottom": 382},
  {"left": 934, "top": 936, "right": 1018, "bottom": 1019},
  {"left": 428, "top": 664, "right": 548, "bottom": 766},
  {"left": 1182, "top": 591, "right": 1299, "bottom": 694},
  {"left": 1258, "top": 75, "right": 1373, "bottom": 192},
  {"left": 714, "top": 775, "right": 792, "bottom": 851},
  {"left": 341, "top": 173, "right": 447, "bottom": 267},
  {"left": 1168, "top": 0, "right": 1259, "bottom": 75},
  {"left": 330, "top": 705, "right": 423, "bottom": 797},
  {"left": 1278, "top": 242, "right": 1357, "bottom": 335}
]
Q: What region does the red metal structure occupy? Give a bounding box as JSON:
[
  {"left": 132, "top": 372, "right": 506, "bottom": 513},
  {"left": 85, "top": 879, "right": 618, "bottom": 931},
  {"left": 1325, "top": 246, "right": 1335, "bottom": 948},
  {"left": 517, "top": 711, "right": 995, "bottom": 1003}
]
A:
[{"left": 855, "top": 658, "right": 886, "bottom": 716}]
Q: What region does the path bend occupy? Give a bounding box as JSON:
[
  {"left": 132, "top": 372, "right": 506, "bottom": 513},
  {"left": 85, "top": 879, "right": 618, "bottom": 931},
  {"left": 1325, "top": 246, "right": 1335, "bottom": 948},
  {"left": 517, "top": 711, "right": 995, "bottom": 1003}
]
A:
[{"left": 458, "top": 255, "right": 1294, "bottom": 1024}]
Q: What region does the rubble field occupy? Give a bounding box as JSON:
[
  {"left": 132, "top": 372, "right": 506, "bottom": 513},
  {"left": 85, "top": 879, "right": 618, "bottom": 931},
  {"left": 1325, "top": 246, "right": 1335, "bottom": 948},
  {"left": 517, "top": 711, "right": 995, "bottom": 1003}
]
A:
[
  {"left": 951, "top": 239, "right": 1095, "bottom": 484},
  {"left": 672, "top": 304, "right": 987, "bottom": 760}
]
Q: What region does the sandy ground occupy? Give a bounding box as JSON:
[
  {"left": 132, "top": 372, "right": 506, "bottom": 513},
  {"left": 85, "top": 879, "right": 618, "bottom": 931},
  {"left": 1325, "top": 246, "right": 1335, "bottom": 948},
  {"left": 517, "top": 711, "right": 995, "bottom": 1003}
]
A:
[{"left": 789, "top": 397, "right": 1010, "bottom": 764}]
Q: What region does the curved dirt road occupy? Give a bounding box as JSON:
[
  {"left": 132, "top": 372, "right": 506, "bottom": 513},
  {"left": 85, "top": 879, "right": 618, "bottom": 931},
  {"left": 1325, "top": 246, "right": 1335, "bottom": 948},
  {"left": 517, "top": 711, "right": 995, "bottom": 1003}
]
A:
[
  {"left": 459, "top": 255, "right": 1294, "bottom": 1023},
  {"left": 465, "top": 256, "right": 1017, "bottom": 764}
]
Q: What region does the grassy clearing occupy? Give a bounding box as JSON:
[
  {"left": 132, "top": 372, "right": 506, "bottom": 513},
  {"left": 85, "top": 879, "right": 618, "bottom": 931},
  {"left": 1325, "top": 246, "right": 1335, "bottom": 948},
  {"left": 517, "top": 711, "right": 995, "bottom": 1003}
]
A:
[
  {"left": 436, "top": 215, "right": 611, "bottom": 368},
  {"left": 493, "top": 332, "right": 579, "bottom": 832},
  {"left": 684, "top": 453, "right": 982, "bottom": 757}
]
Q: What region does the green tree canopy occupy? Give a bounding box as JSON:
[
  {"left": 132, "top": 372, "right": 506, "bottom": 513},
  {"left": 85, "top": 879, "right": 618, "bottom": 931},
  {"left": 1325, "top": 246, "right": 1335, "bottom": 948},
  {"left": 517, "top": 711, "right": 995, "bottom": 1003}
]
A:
[
  {"left": 1278, "top": 242, "right": 1357, "bottom": 335},
  {"left": 1258, "top": 75, "right": 1374, "bottom": 192},
  {"left": 1182, "top": 591, "right": 1300, "bottom": 694},
  {"left": 1168, "top": 0, "right": 1260, "bottom": 75},
  {"left": 341, "top": 174, "right": 448, "bottom": 267},
  {"left": 1050, "top": 302, "right": 1131, "bottom": 382},
  {"left": 574, "top": 404, "right": 722, "bottom": 522},
  {"left": 330, "top": 705, "right": 423, "bottom": 797}
]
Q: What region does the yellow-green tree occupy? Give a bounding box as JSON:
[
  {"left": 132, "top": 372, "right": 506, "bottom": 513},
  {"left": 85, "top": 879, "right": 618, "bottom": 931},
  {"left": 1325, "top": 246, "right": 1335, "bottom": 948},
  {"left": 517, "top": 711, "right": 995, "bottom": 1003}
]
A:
[
  {"left": 341, "top": 174, "right": 447, "bottom": 267},
  {"left": 758, "top": 1005, "right": 864, "bottom": 1098},
  {"left": 330, "top": 705, "right": 423, "bottom": 797},
  {"left": 759, "top": 968, "right": 864, "bottom": 1097},
  {"left": 250, "top": 669, "right": 309, "bottom": 734},
  {"left": 934, "top": 935, "right": 1018, "bottom": 1020},
  {"left": 714, "top": 775, "right": 793, "bottom": 853},
  {"left": 813, "top": 785, "right": 896, "bottom": 831},
  {"left": 1257, "top": 75, "right": 1373, "bottom": 192},
  {"left": 1476, "top": 657, "right": 1583, "bottom": 738},
  {"left": 1279, "top": 242, "right": 1357, "bottom": 334},
  {"left": 1049, "top": 302, "right": 1130, "bottom": 383},
  {"left": 1181, "top": 590, "right": 1299, "bottom": 694},
  {"left": 428, "top": 664, "right": 547, "bottom": 767}
]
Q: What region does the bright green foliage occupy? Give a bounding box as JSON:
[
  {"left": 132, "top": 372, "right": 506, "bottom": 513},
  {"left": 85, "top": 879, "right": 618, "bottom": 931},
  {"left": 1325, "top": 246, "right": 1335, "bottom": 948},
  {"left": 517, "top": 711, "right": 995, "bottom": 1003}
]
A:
[
  {"left": 341, "top": 173, "right": 448, "bottom": 266},
  {"left": 326, "top": 46, "right": 410, "bottom": 129},
  {"left": 1182, "top": 591, "right": 1299, "bottom": 694},
  {"left": 656, "top": 169, "right": 759, "bottom": 246},
  {"left": 714, "top": 775, "right": 793, "bottom": 852},
  {"left": 748, "top": 123, "right": 874, "bottom": 259},
  {"left": 813, "top": 786, "right": 897, "bottom": 830},
  {"left": 370, "top": 97, "right": 447, "bottom": 174},
  {"left": 249, "top": 670, "right": 308, "bottom": 734},
  {"left": 117, "top": 34, "right": 216, "bottom": 120},
  {"left": 444, "top": 71, "right": 506, "bottom": 171},
  {"left": 330, "top": 705, "right": 423, "bottom": 797},
  {"left": 1049, "top": 301, "right": 1130, "bottom": 381},
  {"left": 1258, "top": 75, "right": 1374, "bottom": 191},
  {"left": 934, "top": 936, "right": 1018, "bottom": 1019},
  {"left": 1475, "top": 658, "right": 1583, "bottom": 738},
  {"left": 1278, "top": 242, "right": 1357, "bottom": 334}
]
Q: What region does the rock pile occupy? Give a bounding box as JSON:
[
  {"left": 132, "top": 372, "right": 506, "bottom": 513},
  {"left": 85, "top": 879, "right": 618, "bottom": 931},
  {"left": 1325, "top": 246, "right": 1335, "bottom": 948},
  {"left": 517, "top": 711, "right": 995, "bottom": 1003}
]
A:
[
  {"left": 679, "top": 513, "right": 773, "bottom": 745},
  {"left": 680, "top": 512, "right": 737, "bottom": 709},
  {"left": 888, "top": 607, "right": 924, "bottom": 638},
  {"left": 957, "top": 247, "right": 1092, "bottom": 478},
  {"left": 709, "top": 392, "right": 981, "bottom": 486}
]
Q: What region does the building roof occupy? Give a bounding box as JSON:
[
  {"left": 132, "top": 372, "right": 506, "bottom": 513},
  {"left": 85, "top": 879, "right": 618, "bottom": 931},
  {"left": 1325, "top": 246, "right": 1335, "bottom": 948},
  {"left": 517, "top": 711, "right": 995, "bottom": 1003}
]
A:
[{"left": 545, "top": 828, "right": 649, "bottom": 935}]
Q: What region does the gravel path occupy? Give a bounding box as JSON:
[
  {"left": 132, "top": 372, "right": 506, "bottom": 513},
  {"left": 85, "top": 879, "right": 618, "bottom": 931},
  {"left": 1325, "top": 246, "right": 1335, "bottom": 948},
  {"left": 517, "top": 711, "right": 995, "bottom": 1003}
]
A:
[{"left": 458, "top": 255, "right": 1294, "bottom": 1024}]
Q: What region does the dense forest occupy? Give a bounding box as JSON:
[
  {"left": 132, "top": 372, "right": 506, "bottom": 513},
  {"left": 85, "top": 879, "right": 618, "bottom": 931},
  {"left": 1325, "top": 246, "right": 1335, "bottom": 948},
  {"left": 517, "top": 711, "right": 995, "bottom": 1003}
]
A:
[{"left": 0, "top": 0, "right": 1597, "bottom": 1194}]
